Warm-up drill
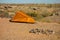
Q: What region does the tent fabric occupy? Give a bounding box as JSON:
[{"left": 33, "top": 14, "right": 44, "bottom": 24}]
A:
[{"left": 10, "top": 11, "right": 35, "bottom": 23}]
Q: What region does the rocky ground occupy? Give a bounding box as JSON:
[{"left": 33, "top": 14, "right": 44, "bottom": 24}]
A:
[{"left": 0, "top": 18, "right": 60, "bottom": 40}]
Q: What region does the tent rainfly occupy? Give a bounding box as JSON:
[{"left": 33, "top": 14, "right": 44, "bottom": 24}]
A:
[{"left": 10, "top": 11, "right": 35, "bottom": 23}]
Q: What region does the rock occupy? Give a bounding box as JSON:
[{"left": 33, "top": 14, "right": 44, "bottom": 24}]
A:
[
  {"left": 35, "top": 28, "right": 40, "bottom": 34},
  {"left": 46, "top": 29, "right": 54, "bottom": 35},
  {"left": 29, "top": 28, "right": 54, "bottom": 35},
  {"left": 35, "top": 28, "right": 40, "bottom": 32},
  {"left": 40, "top": 29, "right": 47, "bottom": 34},
  {"left": 29, "top": 29, "right": 36, "bottom": 34}
]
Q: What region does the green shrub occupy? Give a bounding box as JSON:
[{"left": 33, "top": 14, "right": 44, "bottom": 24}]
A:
[{"left": 27, "top": 12, "right": 37, "bottom": 17}]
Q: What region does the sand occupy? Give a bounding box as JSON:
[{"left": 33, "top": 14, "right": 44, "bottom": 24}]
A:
[{"left": 0, "top": 18, "right": 60, "bottom": 40}]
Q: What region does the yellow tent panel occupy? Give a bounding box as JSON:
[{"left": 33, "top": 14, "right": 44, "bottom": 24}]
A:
[{"left": 10, "top": 11, "right": 35, "bottom": 23}]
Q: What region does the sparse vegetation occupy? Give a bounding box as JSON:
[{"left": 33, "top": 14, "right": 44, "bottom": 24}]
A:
[
  {"left": 0, "top": 4, "right": 60, "bottom": 40},
  {"left": 27, "top": 12, "right": 37, "bottom": 17},
  {"left": 0, "top": 4, "right": 60, "bottom": 23},
  {"left": 9, "top": 14, "right": 14, "bottom": 18},
  {"left": 0, "top": 11, "right": 9, "bottom": 18},
  {"left": 4, "top": 12, "right": 9, "bottom": 18}
]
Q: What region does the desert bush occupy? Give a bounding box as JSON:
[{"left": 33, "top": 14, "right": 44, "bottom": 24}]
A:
[
  {"left": 0, "top": 11, "right": 5, "bottom": 18},
  {"left": 4, "top": 12, "right": 9, "bottom": 18},
  {"left": 34, "top": 14, "right": 44, "bottom": 21},
  {"left": 40, "top": 13, "right": 50, "bottom": 17},
  {"left": 26, "top": 12, "right": 38, "bottom": 20},
  {"left": 0, "top": 11, "right": 9, "bottom": 18},
  {"left": 27, "top": 12, "right": 37, "bottom": 17},
  {"left": 9, "top": 14, "right": 14, "bottom": 18}
]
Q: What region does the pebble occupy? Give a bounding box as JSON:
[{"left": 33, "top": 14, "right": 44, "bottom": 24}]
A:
[{"left": 29, "top": 28, "right": 54, "bottom": 35}]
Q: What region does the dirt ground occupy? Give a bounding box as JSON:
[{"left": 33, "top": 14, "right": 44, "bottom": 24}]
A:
[{"left": 0, "top": 18, "right": 60, "bottom": 40}]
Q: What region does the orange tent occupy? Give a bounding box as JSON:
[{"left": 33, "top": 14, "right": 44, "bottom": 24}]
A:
[{"left": 10, "top": 11, "right": 35, "bottom": 23}]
